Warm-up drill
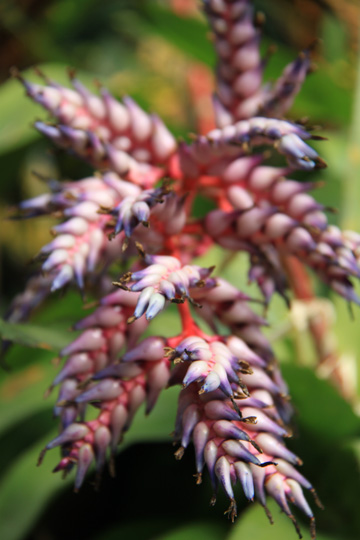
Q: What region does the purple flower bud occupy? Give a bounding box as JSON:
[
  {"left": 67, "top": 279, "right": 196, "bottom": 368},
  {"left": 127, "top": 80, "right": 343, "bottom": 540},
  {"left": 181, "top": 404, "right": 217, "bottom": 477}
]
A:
[
  {"left": 193, "top": 421, "right": 210, "bottom": 474},
  {"left": 101, "top": 88, "right": 130, "bottom": 131},
  {"left": 110, "top": 404, "right": 128, "bottom": 451},
  {"left": 286, "top": 479, "right": 314, "bottom": 518},
  {"left": 61, "top": 329, "right": 106, "bottom": 357},
  {"left": 241, "top": 407, "right": 289, "bottom": 437},
  {"left": 53, "top": 353, "right": 93, "bottom": 385},
  {"left": 51, "top": 264, "right": 74, "bottom": 291},
  {"left": 52, "top": 217, "right": 89, "bottom": 236},
  {"left": 46, "top": 423, "right": 89, "bottom": 450},
  {"left": 94, "top": 425, "right": 111, "bottom": 471},
  {"left": 181, "top": 404, "right": 201, "bottom": 448},
  {"left": 265, "top": 473, "right": 292, "bottom": 516},
  {"left": 204, "top": 400, "right": 239, "bottom": 421},
  {"left": 42, "top": 249, "right": 69, "bottom": 272},
  {"left": 215, "top": 456, "right": 235, "bottom": 500},
  {"left": 123, "top": 337, "right": 165, "bottom": 362},
  {"left": 133, "top": 287, "right": 155, "bottom": 319},
  {"left": 255, "top": 433, "right": 301, "bottom": 465},
  {"left": 75, "top": 379, "right": 123, "bottom": 403},
  {"left": 123, "top": 96, "right": 152, "bottom": 142},
  {"left": 213, "top": 420, "right": 251, "bottom": 442},
  {"left": 278, "top": 133, "right": 318, "bottom": 169},
  {"left": 146, "top": 293, "right": 166, "bottom": 320},
  {"left": 241, "top": 367, "right": 281, "bottom": 394},
  {"left": 234, "top": 461, "right": 254, "bottom": 500},
  {"left": 222, "top": 440, "right": 261, "bottom": 466},
  {"left": 204, "top": 440, "right": 219, "bottom": 489},
  {"left": 276, "top": 459, "right": 312, "bottom": 490},
  {"left": 183, "top": 361, "right": 209, "bottom": 387},
  {"left": 75, "top": 444, "right": 94, "bottom": 491}
]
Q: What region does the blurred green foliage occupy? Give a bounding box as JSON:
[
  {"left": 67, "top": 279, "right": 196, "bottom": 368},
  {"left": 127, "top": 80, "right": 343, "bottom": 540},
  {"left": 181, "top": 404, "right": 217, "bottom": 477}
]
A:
[{"left": 0, "top": 1, "right": 360, "bottom": 539}]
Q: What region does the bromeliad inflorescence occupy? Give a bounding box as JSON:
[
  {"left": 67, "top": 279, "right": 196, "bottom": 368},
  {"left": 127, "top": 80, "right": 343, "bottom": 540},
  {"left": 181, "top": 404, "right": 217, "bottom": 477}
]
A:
[{"left": 6, "top": 1, "right": 360, "bottom": 538}]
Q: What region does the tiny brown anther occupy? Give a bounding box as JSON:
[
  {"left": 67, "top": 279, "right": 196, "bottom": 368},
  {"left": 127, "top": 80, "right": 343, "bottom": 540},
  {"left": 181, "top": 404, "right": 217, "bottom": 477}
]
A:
[
  {"left": 174, "top": 446, "right": 184, "bottom": 460},
  {"left": 241, "top": 416, "right": 257, "bottom": 424},
  {"left": 122, "top": 237, "right": 129, "bottom": 252},
  {"left": 112, "top": 281, "right": 130, "bottom": 291},
  {"left": 224, "top": 498, "right": 237, "bottom": 522},
  {"left": 127, "top": 315, "right": 137, "bottom": 325},
  {"left": 135, "top": 241, "right": 146, "bottom": 257},
  {"left": 193, "top": 472, "right": 202, "bottom": 485},
  {"left": 209, "top": 495, "right": 217, "bottom": 507},
  {"left": 171, "top": 296, "right": 186, "bottom": 304},
  {"left": 254, "top": 11, "right": 266, "bottom": 28},
  {"left": 97, "top": 205, "right": 112, "bottom": 214}
]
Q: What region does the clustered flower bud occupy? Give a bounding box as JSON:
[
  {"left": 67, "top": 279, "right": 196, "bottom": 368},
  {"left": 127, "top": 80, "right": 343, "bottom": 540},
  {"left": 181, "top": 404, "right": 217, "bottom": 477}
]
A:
[{"left": 7, "top": 1, "right": 358, "bottom": 537}]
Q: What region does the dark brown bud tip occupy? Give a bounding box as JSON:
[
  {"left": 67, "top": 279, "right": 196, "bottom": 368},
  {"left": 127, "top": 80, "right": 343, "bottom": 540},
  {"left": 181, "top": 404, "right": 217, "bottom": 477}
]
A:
[
  {"left": 289, "top": 514, "right": 302, "bottom": 539},
  {"left": 250, "top": 439, "right": 262, "bottom": 453},
  {"left": 67, "top": 66, "right": 77, "bottom": 80},
  {"left": 230, "top": 395, "right": 242, "bottom": 418},
  {"left": 37, "top": 448, "right": 47, "bottom": 467},
  {"left": 109, "top": 454, "right": 116, "bottom": 478},
  {"left": 310, "top": 517, "right": 317, "bottom": 540},
  {"left": 310, "top": 135, "right": 328, "bottom": 141},
  {"left": 43, "top": 385, "right": 54, "bottom": 399},
  {"left": 264, "top": 505, "right": 274, "bottom": 525},
  {"left": 311, "top": 488, "right": 324, "bottom": 510}
]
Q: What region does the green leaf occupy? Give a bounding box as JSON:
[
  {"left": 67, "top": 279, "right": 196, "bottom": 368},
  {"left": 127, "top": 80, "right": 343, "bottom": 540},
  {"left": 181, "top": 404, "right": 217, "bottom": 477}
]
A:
[
  {"left": 140, "top": 4, "right": 214, "bottom": 65},
  {"left": 0, "top": 385, "right": 178, "bottom": 540},
  {"left": 226, "top": 499, "right": 342, "bottom": 540},
  {"left": 0, "top": 318, "right": 71, "bottom": 352},
  {"left": 0, "top": 430, "right": 71, "bottom": 540},
  {"left": 155, "top": 521, "right": 226, "bottom": 540},
  {"left": 0, "top": 355, "right": 56, "bottom": 436},
  {"left": 282, "top": 364, "right": 360, "bottom": 440},
  {"left": 92, "top": 518, "right": 178, "bottom": 540},
  {"left": 94, "top": 520, "right": 225, "bottom": 540}
]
